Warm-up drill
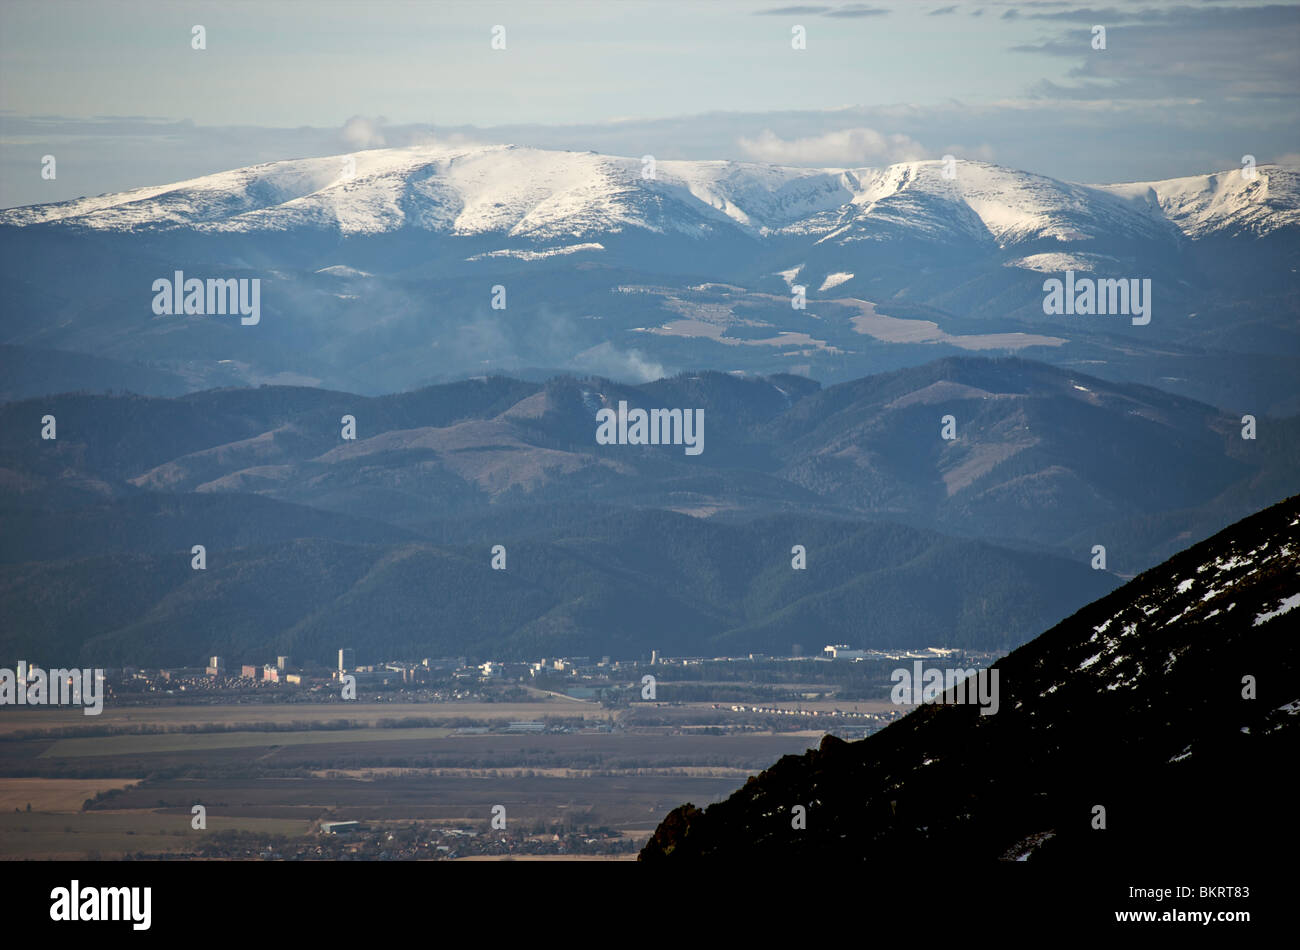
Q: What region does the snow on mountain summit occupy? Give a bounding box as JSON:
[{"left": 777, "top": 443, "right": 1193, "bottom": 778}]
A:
[
  {"left": 1095, "top": 165, "right": 1300, "bottom": 238},
  {"left": 0, "top": 144, "right": 848, "bottom": 239},
  {"left": 2, "top": 144, "right": 1294, "bottom": 248}
]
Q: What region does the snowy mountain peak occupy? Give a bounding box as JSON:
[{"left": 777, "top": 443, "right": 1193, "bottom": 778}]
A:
[
  {"left": 1096, "top": 166, "right": 1300, "bottom": 238},
  {"left": 2, "top": 144, "right": 1295, "bottom": 248}
]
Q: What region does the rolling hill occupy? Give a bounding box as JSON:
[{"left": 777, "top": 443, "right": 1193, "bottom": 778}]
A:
[{"left": 1, "top": 357, "right": 1295, "bottom": 667}]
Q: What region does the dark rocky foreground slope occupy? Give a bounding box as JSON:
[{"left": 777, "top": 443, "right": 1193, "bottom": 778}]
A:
[{"left": 641, "top": 495, "right": 1300, "bottom": 864}]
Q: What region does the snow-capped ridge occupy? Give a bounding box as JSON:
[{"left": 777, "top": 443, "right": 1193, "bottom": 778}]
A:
[{"left": 2, "top": 145, "right": 1294, "bottom": 248}]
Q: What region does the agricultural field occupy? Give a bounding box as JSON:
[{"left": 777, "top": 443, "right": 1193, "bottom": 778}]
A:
[
  {"left": 39, "top": 727, "right": 457, "bottom": 758},
  {"left": 0, "top": 810, "right": 315, "bottom": 860},
  {"left": 0, "top": 698, "right": 831, "bottom": 859},
  {"left": 0, "top": 701, "right": 614, "bottom": 737},
  {"left": 0, "top": 777, "right": 140, "bottom": 813}
]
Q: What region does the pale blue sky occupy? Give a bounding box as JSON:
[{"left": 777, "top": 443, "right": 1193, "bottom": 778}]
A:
[{"left": 2, "top": 0, "right": 1297, "bottom": 206}]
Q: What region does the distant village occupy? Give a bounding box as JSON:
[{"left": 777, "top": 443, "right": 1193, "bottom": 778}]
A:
[{"left": 55, "top": 644, "right": 1002, "bottom": 716}]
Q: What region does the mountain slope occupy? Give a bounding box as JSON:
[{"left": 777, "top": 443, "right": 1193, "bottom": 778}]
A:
[
  {"left": 5, "top": 145, "right": 1293, "bottom": 247},
  {"left": 764, "top": 357, "right": 1274, "bottom": 558},
  {"left": 3, "top": 359, "right": 1295, "bottom": 575},
  {"left": 3, "top": 358, "right": 1296, "bottom": 668},
  {"left": 0, "top": 509, "right": 1114, "bottom": 667},
  {"left": 1096, "top": 167, "right": 1300, "bottom": 240},
  {"left": 640, "top": 494, "right": 1300, "bottom": 863},
  {"left": 3, "top": 146, "right": 1294, "bottom": 406}
]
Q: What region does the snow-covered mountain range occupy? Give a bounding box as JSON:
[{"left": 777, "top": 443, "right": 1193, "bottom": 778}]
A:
[
  {"left": 1, "top": 145, "right": 1296, "bottom": 411},
  {"left": 4, "top": 144, "right": 1296, "bottom": 249}
]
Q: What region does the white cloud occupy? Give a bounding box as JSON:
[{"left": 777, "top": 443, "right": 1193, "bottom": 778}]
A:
[
  {"left": 736, "top": 127, "right": 928, "bottom": 166},
  {"left": 341, "top": 115, "right": 387, "bottom": 149}
]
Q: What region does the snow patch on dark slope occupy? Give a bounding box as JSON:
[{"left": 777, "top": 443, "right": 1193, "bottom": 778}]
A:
[{"left": 641, "top": 494, "right": 1300, "bottom": 865}]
